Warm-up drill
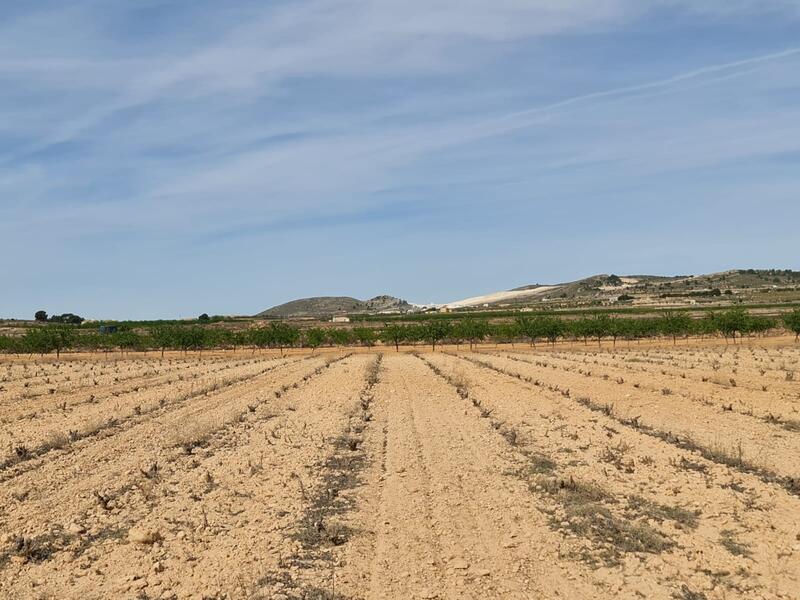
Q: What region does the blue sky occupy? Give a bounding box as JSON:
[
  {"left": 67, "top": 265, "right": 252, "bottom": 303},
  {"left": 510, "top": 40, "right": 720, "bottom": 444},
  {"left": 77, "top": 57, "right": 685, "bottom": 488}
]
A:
[{"left": 2, "top": 1, "right": 799, "bottom": 319}]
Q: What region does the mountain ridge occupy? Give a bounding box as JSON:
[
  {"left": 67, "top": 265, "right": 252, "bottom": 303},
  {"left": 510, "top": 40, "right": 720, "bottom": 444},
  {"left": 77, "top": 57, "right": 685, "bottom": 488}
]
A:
[{"left": 256, "top": 269, "right": 800, "bottom": 317}]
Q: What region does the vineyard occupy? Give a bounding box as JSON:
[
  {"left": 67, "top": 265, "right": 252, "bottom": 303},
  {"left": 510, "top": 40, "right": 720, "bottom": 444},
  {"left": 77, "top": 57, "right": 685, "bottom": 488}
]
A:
[{"left": 0, "top": 340, "right": 799, "bottom": 599}]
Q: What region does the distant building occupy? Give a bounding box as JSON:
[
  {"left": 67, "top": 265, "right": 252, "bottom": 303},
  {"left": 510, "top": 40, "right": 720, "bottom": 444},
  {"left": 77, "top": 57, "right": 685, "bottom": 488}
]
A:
[
  {"left": 98, "top": 325, "right": 118, "bottom": 335},
  {"left": 331, "top": 316, "right": 350, "bottom": 323}
]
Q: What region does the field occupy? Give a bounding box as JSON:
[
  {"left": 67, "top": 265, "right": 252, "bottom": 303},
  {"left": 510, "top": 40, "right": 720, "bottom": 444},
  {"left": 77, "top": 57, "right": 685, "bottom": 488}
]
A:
[{"left": 1, "top": 342, "right": 799, "bottom": 600}]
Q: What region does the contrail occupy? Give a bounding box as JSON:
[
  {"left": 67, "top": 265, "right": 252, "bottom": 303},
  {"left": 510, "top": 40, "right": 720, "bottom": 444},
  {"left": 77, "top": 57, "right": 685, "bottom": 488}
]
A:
[
  {"left": 390, "top": 46, "right": 800, "bottom": 153},
  {"left": 501, "top": 47, "right": 800, "bottom": 122}
]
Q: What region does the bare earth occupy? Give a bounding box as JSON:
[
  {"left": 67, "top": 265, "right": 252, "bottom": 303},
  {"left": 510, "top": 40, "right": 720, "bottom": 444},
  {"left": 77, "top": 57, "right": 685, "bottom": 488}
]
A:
[{"left": 1, "top": 343, "right": 799, "bottom": 599}]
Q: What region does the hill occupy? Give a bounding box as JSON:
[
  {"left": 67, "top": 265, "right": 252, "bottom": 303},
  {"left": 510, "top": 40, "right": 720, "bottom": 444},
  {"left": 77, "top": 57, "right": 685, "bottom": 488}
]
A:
[
  {"left": 443, "top": 269, "right": 800, "bottom": 309},
  {"left": 256, "top": 295, "right": 412, "bottom": 318},
  {"left": 256, "top": 270, "right": 800, "bottom": 318}
]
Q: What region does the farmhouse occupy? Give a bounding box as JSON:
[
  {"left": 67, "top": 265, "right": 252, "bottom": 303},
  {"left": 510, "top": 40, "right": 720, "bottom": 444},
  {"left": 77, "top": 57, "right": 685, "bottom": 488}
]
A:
[{"left": 331, "top": 316, "right": 350, "bottom": 323}]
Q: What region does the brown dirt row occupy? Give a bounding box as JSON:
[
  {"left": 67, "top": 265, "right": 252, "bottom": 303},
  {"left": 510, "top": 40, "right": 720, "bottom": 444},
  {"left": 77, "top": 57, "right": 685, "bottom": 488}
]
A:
[
  {"left": 0, "top": 353, "right": 371, "bottom": 599},
  {"left": 0, "top": 357, "right": 231, "bottom": 406},
  {"left": 545, "top": 346, "right": 800, "bottom": 397},
  {"left": 493, "top": 350, "right": 800, "bottom": 430},
  {"left": 323, "top": 353, "right": 608, "bottom": 599},
  {"left": 0, "top": 355, "right": 331, "bottom": 549},
  {"left": 0, "top": 356, "right": 275, "bottom": 426},
  {"left": 616, "top": 345, "right": 800, "bottom": 378},
  {"left": 427, "top": 352, "right": 800, "bottom": 599},
  {"left": 0, "top": 357, "right": 299, "bottom": 473},
  {"left": 468, "top": 352, "right": 800, "bottom": 484},
  {"left": 0, "top": 356, "right": 252, "bottom": 416}
]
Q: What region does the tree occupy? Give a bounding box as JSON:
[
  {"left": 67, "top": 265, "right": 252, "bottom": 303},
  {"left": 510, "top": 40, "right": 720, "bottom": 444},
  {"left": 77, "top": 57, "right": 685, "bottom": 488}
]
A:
[
  {"left": 494, "top": 322, "right": 521, "bottom": 347},
  {"left": 49, "top": 313, "right": 84, "bottom": 325},
  {"left": 178, "top": 327, "right": 207, "bottom": 355},
  {"left": 353, "top": 327, "right": 377, "bottom": 347},
  {"left": 784, "top": 309, "right": 800, "bottom": 342},
  {"left": 248, "top": 327, "right": 273, "bottom": 353},
  {"left": 269, "top": 322, "right": 299, "bottom": 356},
  {"left": 150, "top": 326, "right": 179, "bottom": 358},
  {"left": 327, "top": 328, "right": 353, "bottom": 347},
  {"left": 304, "top": 328, "right": 327, "bottom": 354},
  {"left": 422, "top": 321, "right": 452, "bottom": 352},
  {"left": 540, "top": 317, "right": 564, "bottom": 348},
  {"left": 21, "top": 326, "right": 74, "bottom": 358},
  {"left": 747, "top": 315, "right": 775, "bottom": 338},
  {"left": 22, "top": 328, "right": 55, "bottom": 356},
  {"left": 113, "top": 330, "right": 142, "bottom": 356},
  {"left": 381, "top": 324, "right": 407, "bottom": 352},
  {"left": 570, "top": 318, "right": 593, "bottom": 346},
  {"left": 515, "top": 316, "right": 540, "bottom": 347},
  {"left": 454, "top": 318, "right": 489, "bottom": 350},
  {"left": 34, "top": 310, "right": 48, "bottom": 322},
  {"left": 659, "top": 312, "right": 692, "bottom": 345},
  {"left": 0, "top": 335, "right": 12, "bottom": 353},
  {"left": 714, "top": 308, "right": 749, "bottom": 344},
  {"left": 198, "top": 313, "right": 210, "bottom": 322}
]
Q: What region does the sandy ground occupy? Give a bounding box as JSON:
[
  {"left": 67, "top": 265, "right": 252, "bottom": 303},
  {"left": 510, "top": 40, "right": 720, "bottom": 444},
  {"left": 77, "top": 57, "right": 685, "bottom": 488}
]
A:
[{"left": 0, "top": 345, "right": 798, "bottom": 599}]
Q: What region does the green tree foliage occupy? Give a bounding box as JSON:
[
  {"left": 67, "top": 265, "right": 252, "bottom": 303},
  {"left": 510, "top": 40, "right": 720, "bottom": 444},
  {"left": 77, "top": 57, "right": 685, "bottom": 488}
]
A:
[
  {"left": 714, "top": 309, "right": 749, "bottom": 344},
  {"left": 570, "top": 316, "right": 611, "bottom": 347},
  {"left": 454, "top": 318, "right": 490, "bottom": 350},
  {"left": 658, "top": 311, "right": 693, "bottom": 344},
  {"left": 422, "top": 320, "right": 452, "bottom": 352},
  {"left": 353, "top": 327, "right": 377, "bottom": 347},
  {"left": 21, "top": 327, "right": 75, "bottom": 357},
  {"left": 0, "top": 335, "right": 17, "bottom": 353},
  {"left": 747, "top": 315, "right": 775, "bottom": 337},
  {"left": 493, "top": 322, "right": 521, "bottom": 347},
  {"left": 49, "top": 313, "right": 84, "bottom": 325},
  {"left": 327, "top": 328, "right": 353, "bottom": 347},
  {"left": 515, "top": 316, "right": 540, "bottom": 347},
  {"left": 540, "top": 317, "right": 565, "bottom": 347},
  {"left": 304, "top": 328, "right": 327, "bottom": 353},
  {"left": 269, "top": 322, "right": 300, "bottom": 355},
  {"left": 784, "top": 309, "right": 800, "bottom": 341},
  {"left": 570, "top": 318, "right": 593, "bottom": 346},
  {"left": 248, "top": 326, "right": 272, "bottom": 353},
  {"left": 34, "top": 310, "right": 48, "bottom": 322},
  {"left": 150, "top": 326, "right": 180, "bottom": 357},
  {"left": 381, "top": 324, "right": 408, "bottom": 351}
]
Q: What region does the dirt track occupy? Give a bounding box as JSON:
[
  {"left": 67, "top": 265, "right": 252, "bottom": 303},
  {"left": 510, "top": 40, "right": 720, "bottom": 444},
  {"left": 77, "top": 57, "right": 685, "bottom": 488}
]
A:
[{"left": 1, "top": 346, "right": 799, "bottom": 599}]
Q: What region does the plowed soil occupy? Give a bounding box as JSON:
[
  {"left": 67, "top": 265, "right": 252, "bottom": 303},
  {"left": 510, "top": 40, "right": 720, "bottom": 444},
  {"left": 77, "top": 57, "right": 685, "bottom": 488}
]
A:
[{"left": 1, "top": 345, "right": 799, "bottom": 599}]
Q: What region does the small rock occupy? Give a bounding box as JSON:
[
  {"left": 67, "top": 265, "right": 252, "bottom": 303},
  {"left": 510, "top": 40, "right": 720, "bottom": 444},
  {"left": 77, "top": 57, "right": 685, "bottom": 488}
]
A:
[
  {"left": 420, "top": 590, "right": 438, "bottom": 599},
  {"left": 473, "top": 568, "right": 491, "bottom": 577},
  {"left": 67, "top": 522, "right": 86, "bottom": 535},
  {"left": 450, "top": 558, "right": 469, "bottom": 570},
  {"left": 129, "top": 527, "right": 162, "bottom": 545}
]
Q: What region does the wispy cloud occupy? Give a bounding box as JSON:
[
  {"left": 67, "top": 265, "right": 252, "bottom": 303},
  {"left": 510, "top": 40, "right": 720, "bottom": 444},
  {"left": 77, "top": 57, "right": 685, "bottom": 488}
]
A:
[{"left": 1, "top": 1, "right": 799, "bottom": 317}]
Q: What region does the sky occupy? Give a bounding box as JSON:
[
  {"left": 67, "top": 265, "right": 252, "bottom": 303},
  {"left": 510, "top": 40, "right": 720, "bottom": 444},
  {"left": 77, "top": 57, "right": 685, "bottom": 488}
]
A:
[{"left": 2, "top": 1, "right": 799, "bottom": 319}]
